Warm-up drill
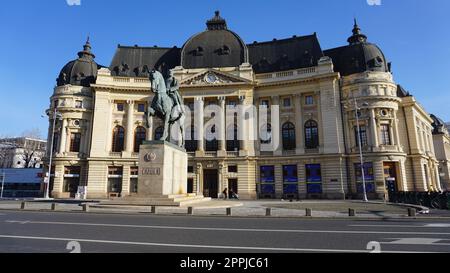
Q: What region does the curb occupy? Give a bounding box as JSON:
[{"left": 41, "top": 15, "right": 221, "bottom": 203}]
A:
[{"left": 1, "top": 207, "right": 450, "bottom": 221}]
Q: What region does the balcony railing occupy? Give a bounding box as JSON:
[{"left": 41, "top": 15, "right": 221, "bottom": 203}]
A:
[{"left": 109, "top": 152, "right": 122, "bottom": 158}]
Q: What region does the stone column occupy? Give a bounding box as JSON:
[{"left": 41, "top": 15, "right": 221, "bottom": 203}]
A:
[
  {"left": 218, "top": 96, "right": 227, "bottom": 156},
  {"left": 239, "top": 96, "right": 248, "bottom": 156},
  {"left": 393, "top": 110, "right": 401, "bottom": 149},
  {"left": 195, "top": 97, "right": 205, "bottom": 156},
  {"left": 125, "top": 100, "right": 135, "bottom": 153},
  {"left": 59, "top": 119, "right": 68, "bottom": 154},
  {"left": 272, "top": 96, "right": 282, "bottom": 156},
  {"left": 146, "top": 115, "right": 153, "bottom": 141},
  {"left": 369, "top": 109, "right": 379, "bottom": 148},
  {"left": 218, "top": 162, "right": 225, "bottom": 194},
  {"left": 196, "top": 163, "right": 203, "bottom": 195},
  {"left": 294, "top": 94, "right": 304, "bottom": 154}
]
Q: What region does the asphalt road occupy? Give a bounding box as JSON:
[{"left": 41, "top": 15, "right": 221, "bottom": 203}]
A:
[{"left": 0, "top": 210, "right": 449, "bottom": 253}]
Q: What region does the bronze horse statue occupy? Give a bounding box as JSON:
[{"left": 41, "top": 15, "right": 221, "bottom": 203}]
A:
[{"left": 146, "top": 70, "right": 185, "bottom": 147}]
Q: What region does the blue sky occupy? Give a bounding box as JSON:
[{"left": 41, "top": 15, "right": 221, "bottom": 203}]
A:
[{"left": 0, "top": 0, "right": 449, "bottom": 138}]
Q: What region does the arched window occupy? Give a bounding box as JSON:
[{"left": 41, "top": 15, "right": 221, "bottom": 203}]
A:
[
  {"left": 154, "top": 126, "right": 164, "bottom": 141},
  {"left": 227, "top": 124, "right": 240, "bottom": 151},
  {"left": 305, "top": 120, "right": 319, "bottom": 149},
  {"left": 185, "top": 125, "right": 198, "bottom": 152},
  {"left": 260, "top": 123, "right": 272, "bottom": 144},
  {"left": 112, "top": 126, "right": 125, "bottom": 152},
  {"left": 282, "top": 122, "right": 296, "bottom": 150},
  {"left": 206, "top": 125, "right": 218, "bottom": 151},
  {"left": 134, "top": 126, "right": 147, "bottom": 153}
]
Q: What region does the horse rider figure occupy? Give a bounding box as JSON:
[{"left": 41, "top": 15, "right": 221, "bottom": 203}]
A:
[{"left": 165, "top": 70, "right": 185, "bottom": 115}]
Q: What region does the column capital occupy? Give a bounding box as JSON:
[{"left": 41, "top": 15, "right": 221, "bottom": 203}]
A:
[
  {"left": 127, "top": 100, "right": 135, "bottom": 105},
  {"left": 195, "top": 97, "right": 204, "bottom": 102},
  {"left": 218, "top": 96, "right": 226, "bottom": 102},
  {"left": 239, "top": 95, "right": 246, "bottom": 102}
]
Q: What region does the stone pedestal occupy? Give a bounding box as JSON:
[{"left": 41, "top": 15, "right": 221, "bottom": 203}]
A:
[
  {"left": 138, "top": 140, "right": 187, "bottom": 196},
  {"left": 100, "top": 141, "right": 210, "bottom": 207}
]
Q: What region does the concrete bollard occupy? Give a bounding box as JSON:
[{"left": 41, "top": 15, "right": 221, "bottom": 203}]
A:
[
  {"left": 408, "top": 208, "right": 416, "bottom": 217},
  {"left": 226, "top": 207, "right": 232, "bottom": 216},
  {"left": 20, "top": 202, "right": 26, "bottom": 210},
  {"left": 349, "top": 208, "right": 356, "bottom": 217},
  {"left": 265, "top": 208, "right": 272, "bottom": 217},
  {"left": 82, "top": 203, "right": 89, "bottom": 212},
  {"left": 150, "top": 206, "right": 156, "bottom": 214},
  {"left": 187, "top": 207, "right": 194, "bottom": 215},
  {"left": 305, "top": 208, "right": 312, "bottom": 217},
  {"left": 51, "top": 203, "right": 57, "bottom": 211}
]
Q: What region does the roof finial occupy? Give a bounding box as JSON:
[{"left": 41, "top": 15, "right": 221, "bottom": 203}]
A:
[
  {"left": 206, "top": 10, "right": 227, "bottom": 30},
  {"left": 347, "top": 18, "right": 367, "bottom": 45},
  {"left": 78, "top": 36, "right": 95, "bottom": 59}
]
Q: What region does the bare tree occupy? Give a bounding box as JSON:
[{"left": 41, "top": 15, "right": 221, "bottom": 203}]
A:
[
  {"left": 0, "top": 129, "right": 46, "bottom": 169},
  {"left": 20, "top": 129, "right": 45, "bottom": 168}
]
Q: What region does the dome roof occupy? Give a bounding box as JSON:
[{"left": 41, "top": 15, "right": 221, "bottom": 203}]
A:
[
  {"left": 181, "top": 11, "right": 248, "bottom": 69},
  {"left": 323, "top": 20, "right": 390, "bottom": 76},
  {"left": 56, "top": 38, "right": 99, "bottom": 87}
]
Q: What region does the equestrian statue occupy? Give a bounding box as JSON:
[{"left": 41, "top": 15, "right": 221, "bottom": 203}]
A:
[{"left": 146, "top": 69, "right": 185, "bottom": 147}]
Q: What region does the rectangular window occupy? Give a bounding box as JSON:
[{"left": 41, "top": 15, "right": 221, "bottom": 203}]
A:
[
  {"left": 283, "top": 98, "right": 291, "bottom": 107},
  {"left": 130, "top": 167, "right": 139, "bottom": 176},
  {"left": 260, "top": 166, "right": 275, "bottom": 195},
  {"left": 354, "top": 162, "right": 375, "bottom": 193},
  {"left": 137, "top": 103, "right": 145, "bottom": 113},
  {"left": 117, "top": 103, "right": 124, "bottom": 112},
  {"left": 260, "top": 100, "right": 270, "bottom": 107},
  {"left": 108, "top": 166, "right": 123, "bottom": 194},
  {"left": 306, "top": 164, "right": 322, "bottom": 194},
  {"left": 75, "top": 100, "right": 83, "bottom": 109},
  {"left": 283, "top": 165, "right": 298, "bottom": 194},
  {"left": 305, "top": 95, "right": 314, "bottom": 105},
  {"left": 354, "top": 125, "right": 368, "bottom": 147},
  {"left": 380, "top": 124, "right": 391, "bottom": 145},
  {"left": 69, "top": 133, "right": 81, "bottom": 152},
  {"left": 228, "top": 165, "right": 238, "bottom": 173}
]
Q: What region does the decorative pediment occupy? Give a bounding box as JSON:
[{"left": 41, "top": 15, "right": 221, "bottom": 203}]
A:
[{"left": 180, "top": 69, "right": 252, "bottom": 86}]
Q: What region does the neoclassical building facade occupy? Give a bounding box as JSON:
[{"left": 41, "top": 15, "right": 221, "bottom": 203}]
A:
[{"left": 46, "top": 12, "right": 442, "bottom": 199}]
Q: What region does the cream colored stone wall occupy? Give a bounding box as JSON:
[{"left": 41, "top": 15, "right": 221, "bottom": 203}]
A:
[{"left": 46, "top": 61, "right": 445, "bottom": 200}]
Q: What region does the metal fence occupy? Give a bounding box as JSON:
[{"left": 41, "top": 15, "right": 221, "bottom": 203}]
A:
[{"left": 389, "top": 191, "right": 450, "bottom": 210}]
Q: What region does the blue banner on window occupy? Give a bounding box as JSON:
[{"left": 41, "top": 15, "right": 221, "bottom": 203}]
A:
[
  {"left": 306, "top": 164, "right": 321, "bottom": 182},
  {"left": 260, "top": 166, "right": 275, "bottom": 183},
  {"left": 283, "top": 165, "right": 298, "bottom": 182},
  {"left": 355, "top": 162, "right": 374, "bottom": 181},
  {"left": 357, "top": 182, "right": 376, "bottom": 193},
  {"left": 283, "top": 183, "right": 298, "bottom": 194},
  {"left": 307, "top": 183, "right": 322, "bottom": 194},
  {"left": 261, "top": 184, "right": 275, "bottom": 194}
]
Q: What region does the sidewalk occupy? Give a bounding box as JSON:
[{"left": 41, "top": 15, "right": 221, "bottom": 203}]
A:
[{"left": 1, "top": 199, "right": 449, "bottom": 219}]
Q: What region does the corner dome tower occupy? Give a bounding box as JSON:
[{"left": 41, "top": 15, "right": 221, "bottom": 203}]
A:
[
  {"left": 56, "top": 38, "right": 99, "bottom": 87},
  {"left": 181, "top": 11, "right": 249, "bottom": 69}
]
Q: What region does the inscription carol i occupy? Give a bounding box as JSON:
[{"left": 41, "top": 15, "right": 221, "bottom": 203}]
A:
[{"left": 141, "top": 167, "right": 161, "bottom": 175}]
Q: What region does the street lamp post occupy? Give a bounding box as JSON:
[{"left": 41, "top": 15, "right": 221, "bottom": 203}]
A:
[
  {"left": 0, "top": 170, "right": 5, "bottom": 199},
  {"left": 354, "top": 98, "right": 369, "bottom": 202},
  {"left": 44, "top": 107, "right": 61, "bottom": 199}
]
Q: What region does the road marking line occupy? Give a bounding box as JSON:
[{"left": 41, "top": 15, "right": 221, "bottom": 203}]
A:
[
  {"left": 380, "top": 238, "right": 450, "bottom": 246},
  {"left": 425, "top": 224, "right": 450, "bottom": 228},
  {"left": 349, "top": 224, "right": 450, "bottom": 228},
  {"left": 5, "top": 220, "right": 450, "bottom": 236},
  {"left": 0, "top": 234, "right": 435, "bottom": 253}
]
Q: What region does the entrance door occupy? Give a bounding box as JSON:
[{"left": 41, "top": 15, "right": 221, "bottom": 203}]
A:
[
  {"left": 384, "top": 162, "right": 398, "bottom": 202},
  {"left": 203, "top": 170, "right": 218, "bottom": 198}
]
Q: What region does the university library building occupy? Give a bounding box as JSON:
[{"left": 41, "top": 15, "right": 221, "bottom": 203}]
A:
[{"left": 46, "top": 12, "right": 448, "bottom": 200}]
